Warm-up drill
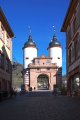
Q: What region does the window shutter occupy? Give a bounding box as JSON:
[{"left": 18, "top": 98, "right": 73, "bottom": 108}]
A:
[
  {"left": 71, "top": 43, "right": 74, "bottom": 62},
  {"left": 78, "top": 34, "right": 80, "bottom": 56},
  {"left": 76, "top": 3, "right": 80, "bottom": 28}
]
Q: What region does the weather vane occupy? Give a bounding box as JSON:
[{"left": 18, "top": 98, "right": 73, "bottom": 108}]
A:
[
  {"left": 28, "top": 26, "right": 31, "bottom": 35},
  {"left": 53, "top": 26, "right": 56, "bottom": 35}
]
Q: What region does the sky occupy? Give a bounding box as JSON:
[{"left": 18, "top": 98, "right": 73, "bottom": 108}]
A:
[{"left": 0, "top": 0, "right": 70, "bottom": 75}]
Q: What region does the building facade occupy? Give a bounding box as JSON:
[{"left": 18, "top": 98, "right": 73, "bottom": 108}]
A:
[
  {"left": 0, "top": 8, "right": 14, "bottom": 92},
  {"left": 28, "top": 55, "right": 57, "bottom": 91},
  {"left": 23, "top": 34, "right": 62, "bottom": 91},
  {"left": 61, "top": 0, "right": 80, "bottom": 95}
]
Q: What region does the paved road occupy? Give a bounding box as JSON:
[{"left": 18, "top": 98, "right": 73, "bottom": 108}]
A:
[{"left": 0, "top": 91, "right": 80, "bottom": 120}]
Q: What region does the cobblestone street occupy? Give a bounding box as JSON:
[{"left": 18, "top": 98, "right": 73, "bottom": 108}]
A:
[{"left": 0, "top": 92, "right": 80, "bottom": 120}]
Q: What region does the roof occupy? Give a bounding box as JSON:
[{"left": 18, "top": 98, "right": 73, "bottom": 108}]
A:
[
  {"left": 0, "top": 7, "right": 14, "bottom": 37},
  {"left": 23, "top": 35, "right": 37, "bottom": 49},
  {"left": 61, "top": 0, "right": 78, "bottom": 31},
  {"left": 48, "top": 35, "right": 61, "bottom": 49}
]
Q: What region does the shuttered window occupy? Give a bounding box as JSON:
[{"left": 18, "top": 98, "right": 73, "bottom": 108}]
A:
[
  {"left": 71, "top": 42, "right": 75, "bottom": 62},
  {"left": 73, "top": 17, "right": 76, "bottom": 35},
  {"left": 67, "top": 27, "right": 71, "bottom": 44},
  {"left": 0, "top": 54, "right": 4, "bottom": 69},
  {"left": 77, "top": 34, "right": 80, "bottom": 57},
  {"left": 76, "top": 3, "right": 80, "bottom": 29},
  {"left": 74, "top": 39, "right": 78, "bottom": 60},
  {"left": 69, "top": 48, "right": 71, "bottom": 65}
]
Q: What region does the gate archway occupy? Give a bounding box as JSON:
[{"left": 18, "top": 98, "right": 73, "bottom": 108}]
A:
[{"left": 37, "top": 74, "right": 49, "bottom": 90}]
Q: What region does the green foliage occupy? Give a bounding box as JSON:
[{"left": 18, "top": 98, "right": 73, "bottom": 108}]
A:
[
  {"left": 60, "top": 85, "right": 67, "bottom": 95},
  {"left": 12, "top": 63, "right": 23, "bottom": 88}
]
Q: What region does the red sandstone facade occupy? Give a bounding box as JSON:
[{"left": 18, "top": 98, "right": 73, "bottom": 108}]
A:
[
  {"left": 24, "top": 55, "right": 58, "bottom": 91},
  {"left": 61, "top": 0, "right": 80, "bottom": 95}
]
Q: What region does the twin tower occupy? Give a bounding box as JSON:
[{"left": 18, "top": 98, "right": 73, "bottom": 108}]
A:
[{"left": 23, "top": 34, "right": 62, "bottom": 91}]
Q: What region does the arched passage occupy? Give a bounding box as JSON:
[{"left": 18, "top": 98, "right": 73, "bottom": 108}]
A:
[{"left": 37, "top": 74, "right": 49, "bottom": 90}]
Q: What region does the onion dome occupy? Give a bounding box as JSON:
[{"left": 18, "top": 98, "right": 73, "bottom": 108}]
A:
[
  {"left": 48, "top": 34, "right": 61, "bottom": 49},
  {"left": 23, "top": 35, "right": 37, "bottom": 49}
]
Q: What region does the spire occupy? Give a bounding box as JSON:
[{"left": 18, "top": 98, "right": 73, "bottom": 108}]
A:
[
  {"left": 28, "top": 35, "right": 33, "bottom": 42},
  {"left": 23, "top": 27, "right": 37, "bottom": 49},
  {"left": 53, "top": 26, "right": 56, "bottom": 37},
  {"left": 47, "top": 26, "right": 61, "bottom": 49},
  {"left": 52, "top": 26, "right": 57, "bottom": 41},
  {"left": 28, "top": 26, "right": 32, "bottom": 35},
  {"left": 28, "top": 26, "right": 33, "bottom": 42}
]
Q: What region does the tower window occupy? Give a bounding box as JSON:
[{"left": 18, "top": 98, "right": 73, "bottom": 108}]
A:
[
  {"left": 26, "top": 57, "right": 29, "bottom": 59},
  {"left": 58, "top": 57, "right": 60, "bottom": 59}
]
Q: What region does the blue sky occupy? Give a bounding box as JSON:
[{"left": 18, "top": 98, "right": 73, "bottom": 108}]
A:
[{"left": 0, "top": 0, "right": 70, "bottom": 75}]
